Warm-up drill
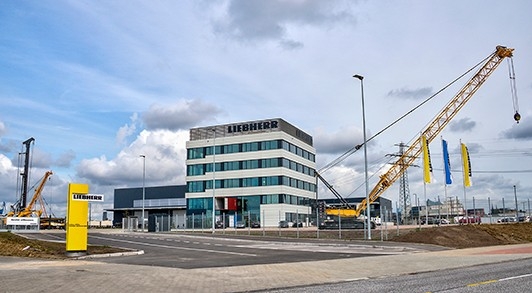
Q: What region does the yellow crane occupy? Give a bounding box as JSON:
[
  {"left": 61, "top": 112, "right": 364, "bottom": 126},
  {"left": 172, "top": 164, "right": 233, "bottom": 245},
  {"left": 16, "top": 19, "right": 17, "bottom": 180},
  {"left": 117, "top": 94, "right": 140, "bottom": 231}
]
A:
[
  {"left": 323, "top": 45, "right": 518, "bottom": 218},
  {"left": 7, "top": 171, "right": 53, "bottom": 218}
]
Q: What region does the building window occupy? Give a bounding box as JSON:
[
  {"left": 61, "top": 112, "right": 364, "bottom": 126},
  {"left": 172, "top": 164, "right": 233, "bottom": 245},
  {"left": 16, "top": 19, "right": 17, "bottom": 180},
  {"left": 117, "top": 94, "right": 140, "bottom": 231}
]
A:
[
  {"left": 187, "top": 181, "right": 205, "bottom": 193},
  {"left": 242, "top": 142, "right": 259, "bottom": 152},
  {"left": 260, "top": 140, "right": 278, "bottom": 150},
  {"left": 187, "top": 164, "right": 205, "bottom": 176},
  {"left": 261, "top": 194, "right": 279, "bottom": 204},
  {"left": 188, "top": 176, "right": 316, "bottom": 193},
  {"left": 223, "top": 161, "right": 240, "bottom": 171},
  {"left": 187, "top": 147, "right": 205, "bottom": 159},
  {"left": 223, "top": 144, "right": 240, "bottom": 154},
  {"left": 187, "top": 198, "right": 212, "bottom": 212},
  {"left": 223, "top": 178, "right": 240, "bottom": 188},
  {"left": 242, "top": 177, "right": 259, "bottom": 187}
]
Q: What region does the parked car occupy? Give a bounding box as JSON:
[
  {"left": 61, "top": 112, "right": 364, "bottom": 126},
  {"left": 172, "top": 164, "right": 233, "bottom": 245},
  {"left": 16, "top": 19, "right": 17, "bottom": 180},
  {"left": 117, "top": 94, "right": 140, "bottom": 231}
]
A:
[
  {"left": 250, "top": 221, "right": 261, "bottom": 228},
  {"left": 421, "top": 217, "right": 438, "bottom": 225},
  {"left": 278, "top": 220, "right": 289, "bottom": 228},
  {"left": 459, "top": 216, "right": 481, "bottom": 224},
  {"left": 292, "top": 221, "right": 303, "bottom": 228},
  {"left": 235, "top": 221, "right": 246, "bottom": 228},
  {"left": 215, "top": 221, "right": 225, "bottom": 229},
  {"left": 439, "top": 219, "right": 450, "bottom": 225},
  {"left": 319, "top": 219, "right": 375, "bottom": 230},
  {"left": 498, "top": 217, "right": 516, "bottom": 223},
  {"left": 517, "top": 216, "right": 530, "bottom": 222}
]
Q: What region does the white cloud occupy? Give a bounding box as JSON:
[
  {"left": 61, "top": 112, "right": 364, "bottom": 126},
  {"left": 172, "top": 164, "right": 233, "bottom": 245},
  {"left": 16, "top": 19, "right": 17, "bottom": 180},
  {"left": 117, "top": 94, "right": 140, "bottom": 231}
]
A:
[
  {"left": 314, "top": 125, "right": 364, "bottom": 155},
  {"left": 212, "top": 0, "right": 356, "bottom": 47},
  {"left": 142, "top": 100, "right": 222, "bottom": 131},
  {"left": 116, "top": 113, "right": 139, "bottom": 146},
  {"left": 0, "top": 121, "right": 6, "bottom": 136},
  {"left": 77, "top": 129, "right": 189, "bottom": 186},
  {"left": 449, "top": 118, "right": 476, "bottom": 132},
  {"left": 387, "top": 87, "right": 433, "bottom": 100}
]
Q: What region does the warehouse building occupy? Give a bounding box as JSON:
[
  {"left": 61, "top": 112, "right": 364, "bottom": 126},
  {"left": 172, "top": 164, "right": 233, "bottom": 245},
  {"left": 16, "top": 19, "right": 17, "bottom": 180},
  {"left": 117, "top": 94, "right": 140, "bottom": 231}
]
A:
[{"left": 109, "top": 185, "right": 187, "bottom": 228}]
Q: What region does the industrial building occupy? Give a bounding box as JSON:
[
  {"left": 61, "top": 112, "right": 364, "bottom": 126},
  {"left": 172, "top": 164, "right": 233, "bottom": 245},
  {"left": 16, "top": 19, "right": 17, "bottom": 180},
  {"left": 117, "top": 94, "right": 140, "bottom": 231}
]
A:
[{"left": 109, "top": 185, "right": 187, "bottom": 228}]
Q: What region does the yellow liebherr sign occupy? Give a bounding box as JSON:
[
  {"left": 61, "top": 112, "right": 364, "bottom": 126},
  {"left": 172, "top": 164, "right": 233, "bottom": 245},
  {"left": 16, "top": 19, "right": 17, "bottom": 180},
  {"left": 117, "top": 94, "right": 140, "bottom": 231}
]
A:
[{"left": 66, "top": 183, "right": 89, "bottom": 253}]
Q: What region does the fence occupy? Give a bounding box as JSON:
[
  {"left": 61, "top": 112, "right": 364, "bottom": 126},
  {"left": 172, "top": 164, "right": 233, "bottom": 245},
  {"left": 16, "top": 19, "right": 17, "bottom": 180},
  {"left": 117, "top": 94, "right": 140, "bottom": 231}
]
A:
[
  {"left": 402, "top": 195, "right": 532, "bottom": 225},
  {"left": 119, "top": 212, "right": 398, "bottom": 241}
]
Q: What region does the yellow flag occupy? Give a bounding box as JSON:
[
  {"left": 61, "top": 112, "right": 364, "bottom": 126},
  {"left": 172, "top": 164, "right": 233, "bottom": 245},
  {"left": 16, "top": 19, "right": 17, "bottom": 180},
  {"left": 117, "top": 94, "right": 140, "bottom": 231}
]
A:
[
  {"left": 461, "top": 143, "right": 472, "bottom": 187},
  {"left": 421, "top": 135, "right": 432, "bottom": 183}
]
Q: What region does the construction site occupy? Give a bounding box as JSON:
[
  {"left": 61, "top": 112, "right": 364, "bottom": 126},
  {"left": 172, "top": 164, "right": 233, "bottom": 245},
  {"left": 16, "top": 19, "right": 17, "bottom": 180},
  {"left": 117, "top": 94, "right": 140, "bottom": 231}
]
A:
[
  {"left": 1, "top": 137, "right": 64, "bottom": 230},
  {"left": 1, "top": 46, "right": 523, "bottom": 235}
]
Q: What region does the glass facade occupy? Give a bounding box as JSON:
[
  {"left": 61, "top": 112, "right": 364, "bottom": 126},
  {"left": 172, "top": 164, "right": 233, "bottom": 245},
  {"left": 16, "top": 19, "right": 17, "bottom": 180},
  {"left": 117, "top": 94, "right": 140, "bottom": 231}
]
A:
[
  {"left": 187, "top": 157, "right": 315, "bottom": 177},
  {"left": 187, "top": 139, "right": 315, "bottom": 162},
  {"left": 187, "top": 175, "right": 316, "bottom": 193}
]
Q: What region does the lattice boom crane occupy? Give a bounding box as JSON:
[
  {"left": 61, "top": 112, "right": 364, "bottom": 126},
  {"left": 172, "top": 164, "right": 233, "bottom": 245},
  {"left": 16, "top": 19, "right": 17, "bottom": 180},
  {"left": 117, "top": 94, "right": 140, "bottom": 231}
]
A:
[{"left": 351, "top": 45, "right": 518, "bottom": 217}]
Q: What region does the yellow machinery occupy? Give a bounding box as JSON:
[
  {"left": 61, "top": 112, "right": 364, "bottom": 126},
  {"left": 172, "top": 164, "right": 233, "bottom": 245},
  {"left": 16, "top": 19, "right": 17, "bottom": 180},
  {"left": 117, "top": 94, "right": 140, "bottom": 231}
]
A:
[
  {"left": 321, "top": 45, "right": 518, "bottom": 218},
  {"left": 7, "top": 171, "right": 53, "bottom": 218}
]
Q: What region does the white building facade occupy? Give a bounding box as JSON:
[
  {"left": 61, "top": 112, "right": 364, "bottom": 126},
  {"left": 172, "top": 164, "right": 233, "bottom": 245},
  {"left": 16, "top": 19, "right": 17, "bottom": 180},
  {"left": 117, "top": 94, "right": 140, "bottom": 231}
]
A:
[{"left": 185, "top": 118, "right": 316, "bottom": 227}]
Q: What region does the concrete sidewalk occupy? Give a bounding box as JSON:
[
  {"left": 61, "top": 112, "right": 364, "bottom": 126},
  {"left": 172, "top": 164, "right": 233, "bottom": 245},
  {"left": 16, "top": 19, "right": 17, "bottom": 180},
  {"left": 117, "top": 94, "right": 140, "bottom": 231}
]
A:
[{"left": 1, "top": 243, "right": 532, "bottom": 292}]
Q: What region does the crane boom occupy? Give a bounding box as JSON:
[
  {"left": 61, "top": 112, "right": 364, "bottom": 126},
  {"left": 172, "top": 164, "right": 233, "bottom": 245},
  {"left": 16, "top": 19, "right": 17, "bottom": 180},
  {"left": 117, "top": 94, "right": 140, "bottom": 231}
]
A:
[
  {"left": 352, "top": 45, "right": 515, "bottom": 217},
  {"left": 20, "top": 137, "right": 35, "bottom": 209},
  {"left": 16, "top": 171, "right": 53, "bottom": 217},
  {"left": 315, "top": 172, "right": 352, "bottom": 208}
]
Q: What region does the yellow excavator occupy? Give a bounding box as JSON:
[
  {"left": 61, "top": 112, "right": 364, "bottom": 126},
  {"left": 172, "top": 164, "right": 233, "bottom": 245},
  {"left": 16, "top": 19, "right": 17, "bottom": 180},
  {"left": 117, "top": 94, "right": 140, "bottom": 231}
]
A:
[
  {"left": 320, "top": 45, "right": 519, "bottom": 219},
  {"left": 7, "top": 171, "right": 53, "bottom": 218}
]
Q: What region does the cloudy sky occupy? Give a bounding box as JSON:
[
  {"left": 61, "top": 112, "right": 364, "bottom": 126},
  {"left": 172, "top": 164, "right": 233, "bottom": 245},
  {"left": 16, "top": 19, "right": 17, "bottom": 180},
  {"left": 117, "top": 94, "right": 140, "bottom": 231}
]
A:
[{"left": 1, "top": 0, "right": 531, "bottom": 220}]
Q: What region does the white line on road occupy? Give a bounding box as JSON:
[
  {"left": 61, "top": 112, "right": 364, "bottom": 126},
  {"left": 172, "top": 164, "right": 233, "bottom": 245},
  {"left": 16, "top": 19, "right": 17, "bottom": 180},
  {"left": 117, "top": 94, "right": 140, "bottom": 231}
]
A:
[
  {"left": 499, "top": 273, "right": 532, "bottom": 281},
  {"left": 89, "top": 235, "right": 257, "bottom": 257}
]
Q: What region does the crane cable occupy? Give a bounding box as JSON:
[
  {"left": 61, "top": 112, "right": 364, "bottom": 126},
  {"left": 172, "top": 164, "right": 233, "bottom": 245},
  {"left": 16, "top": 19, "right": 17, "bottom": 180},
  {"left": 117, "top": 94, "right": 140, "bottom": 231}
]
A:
[
  {"left": 319, "top": 50, "right": 497, "bottom": 174},
  {"left": 508, "top": 58, "right": 521, "bottom": 122}
]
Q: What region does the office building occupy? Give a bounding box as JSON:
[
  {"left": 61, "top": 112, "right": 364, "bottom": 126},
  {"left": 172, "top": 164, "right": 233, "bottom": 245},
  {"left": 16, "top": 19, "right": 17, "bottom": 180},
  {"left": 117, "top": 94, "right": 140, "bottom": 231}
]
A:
[{"left": 186, "top": 118, "right": 316, "bottom": 227}]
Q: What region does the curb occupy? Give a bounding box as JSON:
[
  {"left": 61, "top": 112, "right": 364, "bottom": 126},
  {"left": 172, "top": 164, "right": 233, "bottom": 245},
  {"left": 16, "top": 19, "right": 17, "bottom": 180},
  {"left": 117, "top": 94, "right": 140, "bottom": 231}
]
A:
[{"left": 75, "top": 250, "right": 144, "bottom": 260}]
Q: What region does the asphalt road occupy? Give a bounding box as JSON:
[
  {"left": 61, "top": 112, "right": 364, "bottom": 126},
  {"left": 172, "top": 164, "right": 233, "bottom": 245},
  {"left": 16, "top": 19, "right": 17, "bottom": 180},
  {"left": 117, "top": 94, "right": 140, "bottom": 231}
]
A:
[
  {"left": 22, "top": 231, "right": 440, "bottom": 269},
  {"left": 10, "top": 231, "right": 532, "bottom": 292},
  {"left": 264, "top": 258, "right": 532, "bottom": 293}
]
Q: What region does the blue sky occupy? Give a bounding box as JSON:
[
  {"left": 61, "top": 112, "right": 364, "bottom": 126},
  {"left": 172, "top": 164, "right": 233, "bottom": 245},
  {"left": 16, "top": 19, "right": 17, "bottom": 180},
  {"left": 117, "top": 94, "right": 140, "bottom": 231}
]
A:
[{"left": 1, "top": 0, "right": 531, "bottom": 219}]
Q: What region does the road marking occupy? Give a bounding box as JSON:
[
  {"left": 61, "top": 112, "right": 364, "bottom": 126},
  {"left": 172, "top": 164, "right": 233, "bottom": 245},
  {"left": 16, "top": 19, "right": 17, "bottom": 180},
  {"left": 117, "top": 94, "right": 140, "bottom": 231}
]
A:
[
  {"left": 467, "top": 280, "right": 497, "bottom": 287},
  {"left": 89, "top": 235, "right": 257, "bottom": 257},
  {"left": 499, "top": 273, "right": 532, "bottom": 281},
  {"left": 466, "top": 273, "right": 532, "bottom": 288}
]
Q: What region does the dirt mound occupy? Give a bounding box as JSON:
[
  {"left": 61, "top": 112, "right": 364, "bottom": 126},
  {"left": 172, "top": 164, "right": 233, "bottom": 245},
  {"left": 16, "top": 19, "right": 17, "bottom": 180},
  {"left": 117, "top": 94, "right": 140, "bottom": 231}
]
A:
[
  {"left": 392, "top": 223, "right": 532, "bottom": 249},
  {"left": 0, "top": 232, "right": 127, "bottom": 258}
]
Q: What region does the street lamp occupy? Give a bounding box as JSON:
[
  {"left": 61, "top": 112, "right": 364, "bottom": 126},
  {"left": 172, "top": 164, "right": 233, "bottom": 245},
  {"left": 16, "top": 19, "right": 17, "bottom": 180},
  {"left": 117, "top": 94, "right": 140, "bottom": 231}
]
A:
[
  {"left": 514, "top": 185, "right": 518, "bottom": 219},
  {"left": 354, "top": 74, "right": 371, "bottom": 240},
  {"left": 211, "top": 128, "right": 216, "bottom": 233},
  {"left": 140, "top": 155, "right": 146, "bottom": 232}
]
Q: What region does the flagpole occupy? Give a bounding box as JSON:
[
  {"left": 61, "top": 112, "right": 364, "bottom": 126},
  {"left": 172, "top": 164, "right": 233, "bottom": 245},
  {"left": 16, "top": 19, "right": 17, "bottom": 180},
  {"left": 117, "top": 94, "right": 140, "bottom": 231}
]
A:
[
  {"left": 441, "top": 136, "right": 445, "bottom": 224},
  {"left": 421, "top": 134, "right": 431, "bottom": 225},
  {"left": 460, "top": 139, "right": 468, "bottom": 223},
  {"left": 423, "top": 181, "right": 428, "bottom": 224},
  {"left": 441, "top": 136, "right": 452, "bottom": 224}
]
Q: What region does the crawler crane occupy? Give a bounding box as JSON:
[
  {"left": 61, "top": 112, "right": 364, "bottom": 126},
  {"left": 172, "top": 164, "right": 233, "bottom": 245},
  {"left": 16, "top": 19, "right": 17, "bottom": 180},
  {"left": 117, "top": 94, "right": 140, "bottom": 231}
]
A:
[
  {"left": 7, "top": 171, "right": 53, "bottom": 218},
  {"left": 320, "top": 45, "right": 520, "bottom": 219}
]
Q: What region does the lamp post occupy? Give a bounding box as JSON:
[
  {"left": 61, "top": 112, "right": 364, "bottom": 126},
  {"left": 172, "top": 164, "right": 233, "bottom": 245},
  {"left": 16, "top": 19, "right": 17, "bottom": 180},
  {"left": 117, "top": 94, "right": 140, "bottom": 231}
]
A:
[
  {"left": 140, "top": 155, "right": 146, "bottom": 232},
  {"left": 514, "top": 185, "right": 518, "bottom": 219},
  {"left": 212, "top": 128, "right": 216, "bottom": 233},
  {"left": 354, "top": 74, "right": 371, "bottom": 240}
]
